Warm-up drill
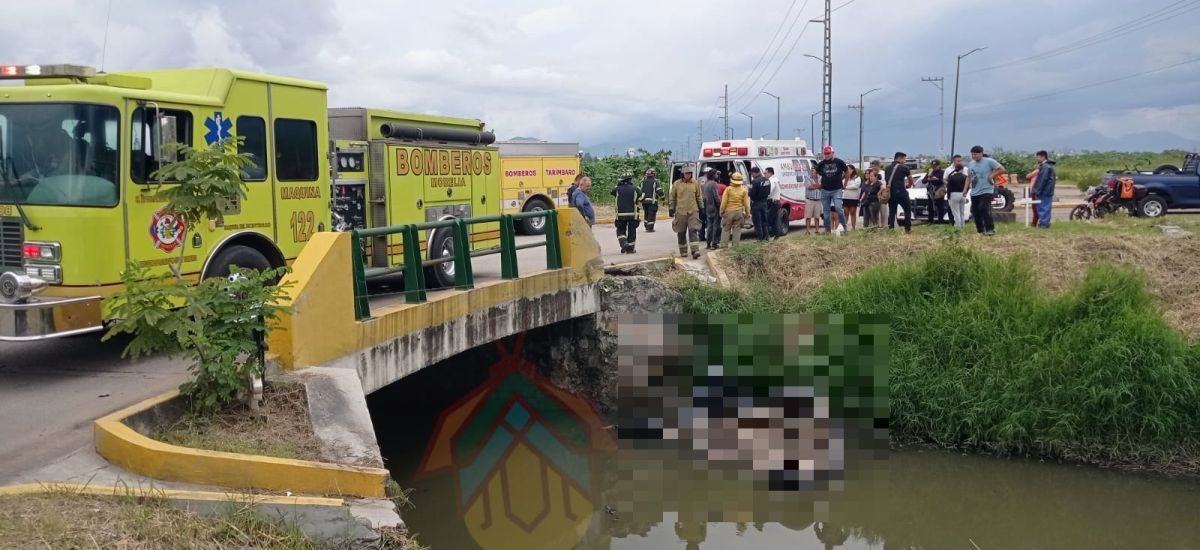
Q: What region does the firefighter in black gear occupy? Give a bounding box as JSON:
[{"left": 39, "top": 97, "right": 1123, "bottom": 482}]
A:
[
  {"left": 639, "top": 168, "right": 666, "bottom": 232},
  {"left": 612, "top": 172, "right": 644, "bottom": 254}
]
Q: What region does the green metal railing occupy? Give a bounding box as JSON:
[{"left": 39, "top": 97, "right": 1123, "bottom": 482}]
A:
[{"left": 351, "top": 210, "right": 562, "bottom": 320}]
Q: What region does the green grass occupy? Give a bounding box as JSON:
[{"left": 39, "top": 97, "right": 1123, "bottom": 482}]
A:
[{"left": 678, "top": 244, "right": 1200, "bottom": 472}]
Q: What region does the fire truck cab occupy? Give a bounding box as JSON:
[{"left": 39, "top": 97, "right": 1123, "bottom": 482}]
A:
[
  {"left": 0, "top": 64, "right": 500, "bottom": 341},
  {"left": 698, "top": 139, "right": 818, "bottom": 233}
]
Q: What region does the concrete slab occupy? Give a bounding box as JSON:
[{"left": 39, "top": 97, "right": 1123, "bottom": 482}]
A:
[{"left": 287, "top": 367, "right": 385, "bottom": 468}]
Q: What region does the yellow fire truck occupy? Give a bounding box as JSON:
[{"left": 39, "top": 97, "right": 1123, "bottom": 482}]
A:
[
  {"left": 495, "top": 141, "right": 580, "bottom": 235},
  {"left": 0, "top": 64, "right": 499, "bottom": 341}
]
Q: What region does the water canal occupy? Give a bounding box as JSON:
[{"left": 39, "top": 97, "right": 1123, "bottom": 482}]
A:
[{"left": 368, "top": 337, "right": 1200, "bottom": 550}]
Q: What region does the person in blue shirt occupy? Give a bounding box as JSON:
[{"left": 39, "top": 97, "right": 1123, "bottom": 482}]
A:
[
  {"left": 570, "top": 176, "right": 595, "bottom": 226},
  {"left": 967, "top": 146, "right": 1007, "bottom": 235}
]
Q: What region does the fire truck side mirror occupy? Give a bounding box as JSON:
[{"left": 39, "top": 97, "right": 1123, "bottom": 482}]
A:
[{"left": 153, "top": 114, "right": 179, "bottom": 164}]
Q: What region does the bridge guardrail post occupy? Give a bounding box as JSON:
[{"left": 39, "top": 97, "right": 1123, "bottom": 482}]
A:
[
  {"left": 452, "top": 218, "right": 474, "bottom": 290},
  {"left": 351, "top": 230, "right": 371, "bottom": 320},
  {"left": 544, "top": 210, "right": 562, "bottom": 270},
  {"left": 402, "top": 224, "right": 428, "bottom": 303},
  {"left": 500, "top": 215, "right": 519, "bottom": 279}
]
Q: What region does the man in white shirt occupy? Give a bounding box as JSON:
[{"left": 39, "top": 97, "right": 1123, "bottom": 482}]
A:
[{"left": 765, "top": 167, "right": 783, "bottom": 240}]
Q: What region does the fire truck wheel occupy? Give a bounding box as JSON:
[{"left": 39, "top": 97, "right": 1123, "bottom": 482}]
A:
[
  {"left": 206, "top": 245, "right": 271, "bottom": 280},
  {"left": 424, "top": 227, "right": 457, "bottom": 289},
  {"left": 520, "top": 199, "right": 551, "bottom": 236}
]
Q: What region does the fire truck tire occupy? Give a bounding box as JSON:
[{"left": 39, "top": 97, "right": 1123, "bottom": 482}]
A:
[
  {"left": 206, "top": 245, "right": 271, "bottom": 280},
  {"left": 424, "top": 227, "right": 456, "bottom": 289},
  {"left": 519, "top": 199, "right": 551, "bottom": 236}
]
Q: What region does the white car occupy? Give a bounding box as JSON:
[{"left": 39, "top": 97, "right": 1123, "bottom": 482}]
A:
[{"left": 896, "top": 173, "right": 976, "bottom": 222}]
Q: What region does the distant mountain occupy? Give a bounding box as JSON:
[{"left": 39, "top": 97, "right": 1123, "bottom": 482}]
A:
[
  {"left": 1035, "top": 130, "right": 1197, "bottom": 153},
  {"left": 505, "top": 136, "right": 543, "bottom": 142}
]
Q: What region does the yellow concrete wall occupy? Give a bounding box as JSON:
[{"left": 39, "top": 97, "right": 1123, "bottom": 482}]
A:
[
  {"left": 94, "top": 390, "right": 389, "bottom": 498},
  {"left": 557, "top": 207, "right": 603, "bottom": 274},
  {"left": 269, "top": 232, "right": 358, "bottom": 370},
  {"left": 271, "top": 211, "right": 603, "bottom": 372}
]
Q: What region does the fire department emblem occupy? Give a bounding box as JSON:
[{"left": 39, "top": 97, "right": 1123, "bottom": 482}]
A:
[{"left": 149, "top": 208, "right": 187, "bottom": 253}]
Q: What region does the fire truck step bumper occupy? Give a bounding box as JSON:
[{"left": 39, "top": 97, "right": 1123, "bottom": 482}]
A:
[{"left": 0, "top": 296, "right": 104, "bottom": 342}]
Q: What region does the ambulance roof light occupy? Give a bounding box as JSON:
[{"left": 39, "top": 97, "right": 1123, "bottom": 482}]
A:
[{"left": 0, "top": 64, "right": 97, "bottom": 80}]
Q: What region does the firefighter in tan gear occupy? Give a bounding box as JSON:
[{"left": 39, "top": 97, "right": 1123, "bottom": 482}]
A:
[{"left": 669, "top": 165, "right": 703, "bottom": 259}]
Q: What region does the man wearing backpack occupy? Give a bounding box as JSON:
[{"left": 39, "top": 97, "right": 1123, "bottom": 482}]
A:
[
  {"left": 748, "top": 166, "right": 772, "bottom": 241},
  {"left": 566, "top": 173, "right": 584, "bottom": 208}
]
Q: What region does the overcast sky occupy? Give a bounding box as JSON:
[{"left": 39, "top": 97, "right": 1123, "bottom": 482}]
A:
[{"left": 4, "top": 0, "right": 1199, "bottom": 156}]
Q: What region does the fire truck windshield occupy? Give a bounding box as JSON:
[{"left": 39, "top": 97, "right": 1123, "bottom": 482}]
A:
[{"left": 0, "top": 103, "right": 119, "bottom": 207}]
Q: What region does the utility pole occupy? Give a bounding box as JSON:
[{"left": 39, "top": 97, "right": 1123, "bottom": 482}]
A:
[
  {"left": 721, "top": 84, "right": 730, "bottom": 139},
  {"left": 794, "top": 128, "right": 804, "bottom": 139},
  {"left": 951, "top": 48, "right": 986, "bottom": 158},
  {"left": 850, "top": 88, "right": 881, "bottom": 170},
  {"left": 818, "top": 0, "right": 833, "bottom": 147},
  {"left": 762, "top": 91, "right": 781, "bottom": 140},
  {"left": 698, "top": 120, "right": 704, "bottom": 147},
  {"left": 922, "top": 76, "right": 945, "bottom": 158}
]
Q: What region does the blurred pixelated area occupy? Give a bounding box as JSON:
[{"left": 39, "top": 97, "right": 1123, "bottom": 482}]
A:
[{"left": 616, "top": 313, "right": 889, "bottom": 495}]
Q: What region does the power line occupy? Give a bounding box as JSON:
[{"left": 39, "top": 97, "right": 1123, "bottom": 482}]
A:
[
  {"left": 736, "top": 20, "right": 816, "bottom": 112},
  {"left": 729, "top": 0, "right": 814, "bottom": 107},
  {"left": 832, "top": 0, "right": 861, "bottom": 11},
  {"left": 726, "top": 0, "right": 800, "bottom": 100},
  {"left": 970, "top": 0, "right": 1200, "bottom": 74},
  {"left": 872, "top": 54, "right": 1200, "bottom": 132},
  {"left": 963, "top": 55, "right": 1200, "bottom": 112}
]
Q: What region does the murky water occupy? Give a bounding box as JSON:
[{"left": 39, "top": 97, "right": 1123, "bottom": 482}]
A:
[{"left": 370, "top": 347, "right": 1200, "bottom": 550}]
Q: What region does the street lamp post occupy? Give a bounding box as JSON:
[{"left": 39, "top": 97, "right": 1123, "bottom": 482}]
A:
[
  {"left": 761, "top": 91, "right": 781, "bottom": 140},
  {"left": 851, "top": 88, "right": 881, "bottom": 171},
  {"left": 803, "top": 52, "right": 832, "bottom": 146},
  {"left": 810, "top": 111, "right": 821, "bottom": 149},
  {"left": 951, "top": 47, "right": 986, "bottom": 158},
  {"left": 740, "top": 112, "right": 754, "bottom": 139}
]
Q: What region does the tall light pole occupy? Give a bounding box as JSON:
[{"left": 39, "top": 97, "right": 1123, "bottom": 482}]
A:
[
  {"left": 848, "top": 88, "right": 881, "bottom": 170},
  {"left": 803, "top": 51, "right": 832, "bottom": 146},
  {"left": 922, "top": 76, "right": 945, "bottom": 158},
  {"left": 761, "top": 91, "right": 781, "bottom": 140},
  {"left": 739, "top": 112, "right": 754, "bottom": 139},
  {"left": 951, "top": 47, "right": 986, "bottom": 158},
  {"left": 810, "top": 110, "right": 821, "bottom": 149}
]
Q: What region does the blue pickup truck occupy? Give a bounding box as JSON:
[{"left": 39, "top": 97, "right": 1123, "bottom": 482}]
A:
[{"left": 1116, "top": 153, "right": 1200, "bottom": 217}]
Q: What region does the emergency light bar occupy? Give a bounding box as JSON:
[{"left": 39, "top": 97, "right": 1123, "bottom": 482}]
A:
[
  {"left": 0, "top": 64, "right": 96, "bottom": 79},
  {"left": 702, "top": 146, "right": 748, "bottom": 158}
]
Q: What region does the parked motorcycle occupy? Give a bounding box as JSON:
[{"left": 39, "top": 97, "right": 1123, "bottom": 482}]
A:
[{"left": 1069, "top": 177, "right": 1148, "bottom": 220}]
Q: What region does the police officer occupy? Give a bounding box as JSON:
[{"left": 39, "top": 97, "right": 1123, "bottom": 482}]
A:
[
  {"left": 611, "top": 172, "right": 643, "bottom": 254},
  {"left": 639, "top": 168, "right": 666, "bottom": 232},
  {"left": 669, "top": 165, "right": 703, "bottom": 259}
]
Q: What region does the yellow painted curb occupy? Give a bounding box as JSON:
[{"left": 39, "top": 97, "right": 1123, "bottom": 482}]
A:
[
  {"left": 93, "top": 390, "right": 390, "bottom": 498},
  {"left": 705, "top": 250, "right": 733, "bottom": 288},
  {"left": 0, "top": 483, "right": 345, "bottom": 507}
]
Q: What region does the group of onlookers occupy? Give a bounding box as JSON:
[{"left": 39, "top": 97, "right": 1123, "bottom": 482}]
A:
[{"left": 567, "top": 145, "right": 1058, "bottom": 256}]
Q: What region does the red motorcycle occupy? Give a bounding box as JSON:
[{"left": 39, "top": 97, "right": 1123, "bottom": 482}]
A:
[{"left": 1069, "top": 176, "right": 1147, "bottom": 220}]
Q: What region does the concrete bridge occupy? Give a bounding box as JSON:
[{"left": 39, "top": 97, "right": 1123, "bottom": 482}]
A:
[{"left": 268, "top": 209, "right": 606, "bottom": 394}]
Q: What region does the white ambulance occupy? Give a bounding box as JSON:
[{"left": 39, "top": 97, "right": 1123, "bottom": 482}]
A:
[{"left": 697, "top": 139, "right": 819, "bottom": 234}]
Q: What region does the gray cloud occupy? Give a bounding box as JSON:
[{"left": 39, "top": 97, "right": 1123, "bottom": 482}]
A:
[{"left": 1, "top": 0, "right": 1196, "bottom": 153}]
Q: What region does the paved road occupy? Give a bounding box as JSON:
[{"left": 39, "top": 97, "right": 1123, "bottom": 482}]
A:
[{"left": 0, "top": 333, "right": 190, "bottom": 483}]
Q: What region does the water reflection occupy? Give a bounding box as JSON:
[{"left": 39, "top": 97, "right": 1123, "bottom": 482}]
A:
[{"left": 374, "top": 335, "right": 1200, "bottom": 550}]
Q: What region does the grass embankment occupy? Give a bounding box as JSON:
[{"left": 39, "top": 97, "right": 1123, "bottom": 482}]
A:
[
  {"left": 680, "top": 221, "right": 1200, "bottom": 473},
  {"left": 0, "top": 491, "right": 422, "bottom": 549},
  {"left": 155, "top": 382, "right": 330, "bottom": 463}
]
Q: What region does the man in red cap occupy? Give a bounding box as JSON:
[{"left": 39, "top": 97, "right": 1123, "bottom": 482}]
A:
[{"left": 810, "top": 145, "right": 851, "bottom": 234}]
